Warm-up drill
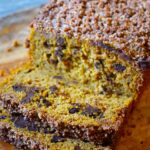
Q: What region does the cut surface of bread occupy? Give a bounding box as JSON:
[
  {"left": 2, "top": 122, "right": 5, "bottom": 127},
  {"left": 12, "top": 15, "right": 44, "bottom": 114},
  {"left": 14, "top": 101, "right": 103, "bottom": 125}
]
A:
[{"left": 0, "top": 61, "right": 141, "bottom": 146}]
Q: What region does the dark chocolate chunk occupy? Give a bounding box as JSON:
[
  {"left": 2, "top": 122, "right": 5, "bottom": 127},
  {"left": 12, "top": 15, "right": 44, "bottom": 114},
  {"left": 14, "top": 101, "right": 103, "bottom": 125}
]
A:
[
  {"left": 56, "top": 46, "right": 64, "bottom": 51},
  {"left": 47, "top": 53, "right": 52, "bottom": 58},
  {"left": 74, "top": 145, "right": 81, "bottom": 150},
  {"left": 92, "top": 41, "right": 115, "bottom": 51},
  {"left": 16, "top": 139, "right": 25, "bottom": 148},
  {"left": 138, "top": 60, "right": 150, "bottom": 69},
  {"left": 56, "top": 37, "right": 66, "bottom": 47},
  {"left": 14, "top": 116, "right": 28, "bottom": 128},
  {"left": 82, "top": 104, "right": 103, "bottom": 118},
  {"left": 82, "top": 139, "right": 89, "bottom": 143},
  {"left": 101, "top": 86, "right": 112, "bottom": 95},
  {"left": 53, "top": 76, "right": 63, "bottom": 80},
  {"left": 106, "top": 73, "right": 116, "bottom": 84},
  {"left": 113, "top": 64, "right": 126, "bottom": 72},
  {"left": 43, "top": 41, "right": 51, "bottom": 48},
  {"left": 102, "top": 137, "right": 113, "bottom": 147},
  {"left": 27, "top": 123, "right": 38, "bottom": 132},
  {"left": 55, "top": 48, "right": 64, "bottom": 59},
  {"left": 69, "top": 103, "right": 81, "bottom": 114},
  {"left": 0, "top": 115, "right": 7, "bottom": 119},
  {"left": 51, "top": 135, "right": 65, "bottom": 143},
  {"left": 69, "top": 108, "right": 80, "bottom": 114},
  {"left": 26, "top": 68, "right": 33, "bottom": 73},
  {"left": 43, "top": 99, "right": 51, "bottom": 107},
  {"left": 50, "top": 85, "right": 58, "bottom": 94},
  {"left": 107, "top": 73, "right": 116, "bottom": 79},
  {"left": 49, "top": 59, "right": 58, "bottom": 65},
  {"left": 20, "top": 91, "right": 34, "bottom": 104},
  {"left": 72, "top": 48, "right": 80, "bottom": 55},
  {"left": 12, "top": 84, "right": 26, "bottom": 92},
  {"left": 44, "top": 127, "right": 56, "bottom": 134},
  {"left": 12, "top": 113, "right": 39, "bottom": 131},
  {"left": 95, "top": 60, "right": 103, "bottom": 69},
  {"left": 11, "top": 113, "right": 20, "bottom": 122},
  {"left": 40, "top": 97, "right": 51, "bottom": 107},
  {"left": 20, "top": 87, "right": 39, "bottom": 104}
]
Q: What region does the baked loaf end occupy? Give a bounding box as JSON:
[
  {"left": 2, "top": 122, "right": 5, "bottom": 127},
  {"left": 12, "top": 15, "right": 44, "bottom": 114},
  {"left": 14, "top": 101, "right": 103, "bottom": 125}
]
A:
[{"left": 29, "top": 0, "right": 150, "bottom": 68}]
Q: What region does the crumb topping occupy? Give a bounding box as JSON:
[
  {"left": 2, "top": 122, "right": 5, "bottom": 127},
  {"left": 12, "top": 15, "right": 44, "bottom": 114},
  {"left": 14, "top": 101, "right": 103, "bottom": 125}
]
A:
[{"left": 34, "top": 0, "right": 150, "bottom": 60}]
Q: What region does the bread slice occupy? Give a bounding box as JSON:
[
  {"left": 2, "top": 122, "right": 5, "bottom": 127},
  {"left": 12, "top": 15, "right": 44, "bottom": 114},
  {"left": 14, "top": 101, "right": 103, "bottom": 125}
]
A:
[
  {"left": 0, "top": 107, "right": 109, "bottom": 150},
  {"left": 0, "top": 60, "right": 142, "bottom": 147}
]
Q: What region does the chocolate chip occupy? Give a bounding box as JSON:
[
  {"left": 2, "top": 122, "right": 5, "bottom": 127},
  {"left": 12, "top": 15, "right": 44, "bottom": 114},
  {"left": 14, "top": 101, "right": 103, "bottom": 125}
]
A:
[
  {"left": 0, "top": 115, "right": 7, "bottom": 119},
  {"left": 101, "top": 86, "right": 112, "bottom": 95},
  {"left": 28, "top": 123, "right": 38, "bottom": 132},
  {"left": 69, "top": 103, "right": 81, "bottom": 114},
  {"left": 56, "top": 46, "right": 64, "bottom": 51},
  {"left": 113, "top": 64, "right": 126, "bottom": 72},
  {"left": 72, "top": 48, "right": 80, "bottom": 55},
  {"left": 44, "top": 127, "right": 56, "bottom": 134},
  {"left": 74, "top": 145, "right": 81, "bottom": 150},
  {"left": 47, "top": 53, "right": 52, "bottom": 58},
  {"left": 16, "top": 139, "right": 25, "bottom": 148},
  {"left": 50, "top": 85, "right": 58, "bottom": 94},
  {"left": 12, "top": 84, "right": 26, "bottom": 92},
  {"left": 106, "top": 73, "right": 116, "bottom": 84},
  {"left": 55, "top": 48, "right": 64, "bottom": 59},
  {"left": 14, "top": 116, "right": 28, "bottom": 128},
  {"left": 53, "top": 76, "right": 63, "bottom": 80},
  {"left": 20, "top": 91, "right": 34, "bottom": 104},
  {"left": 49, "top": 59, "right": 58, "bottom": 65},
  {"left": 40, "top": 97, "right": 51, "bottom": 107},
  {"left": 95, "top": 60, "right": 103, "bottom": 69},
  {"left": 51, "top": 135, "right": 65, "bottom": 143},
  {"left": 56, "top": 37, "right": 66, "bottom": 47},
  {"left": 82, "top": 139, "right": 89, "bottom": 143},
  {"left": 11, "top": 113, "right": 39, "bottom": 131},
  {"left": 92, "top": 41, "right": 114, "bottom": 51},
  {"left": 82, "top": 104, "right": 103, "bottom": 118},
  {"left": 20, "top": 87, "right": 39, "bottom": 104},
  {"left": 11, "top": 113, "right": 20, "bottom": 122},
  {"left": 69, "top": 107, "right": 80, "bottom": 114},
  {"left": 26, "top": 69, "right": 33, "bottom": 73},
  {"left": 138, "top": 60, "right": 150, "bottom": 69},
  {"left": 99, "top": 113, "right": 104, "bottom": 118},
  {"left": 43, "top": 41, "right": 51, "bottom": 48}
]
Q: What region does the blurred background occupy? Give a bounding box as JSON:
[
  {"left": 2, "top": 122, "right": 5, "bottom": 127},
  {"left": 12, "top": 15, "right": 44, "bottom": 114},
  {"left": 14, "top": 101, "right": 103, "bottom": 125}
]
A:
[
  {"left": 0, "top": 0, "right": 47, "bottom": 66},
  {"left": 0, "top": 0, "right": 47, "bottom": 18}
]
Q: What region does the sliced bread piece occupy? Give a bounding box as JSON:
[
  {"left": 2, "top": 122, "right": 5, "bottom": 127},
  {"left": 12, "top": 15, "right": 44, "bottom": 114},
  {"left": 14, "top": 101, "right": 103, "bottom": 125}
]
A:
[
  {"left": 0, "top": 107, "right": 110, "bottom": 150},
  {"left": 0, "top": 62, "right": 142, "bottom": 146}
]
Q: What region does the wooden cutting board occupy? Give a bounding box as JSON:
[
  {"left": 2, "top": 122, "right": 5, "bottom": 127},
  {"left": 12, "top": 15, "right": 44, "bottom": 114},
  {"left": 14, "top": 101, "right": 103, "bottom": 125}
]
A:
[{"left": 0, "top": 8, "right": 150, "bottom": 150}]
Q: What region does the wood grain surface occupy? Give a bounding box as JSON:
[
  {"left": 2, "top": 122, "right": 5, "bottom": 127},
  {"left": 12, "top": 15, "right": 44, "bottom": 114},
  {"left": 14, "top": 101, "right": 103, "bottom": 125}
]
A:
[{"left": 0, "top": 8, "right": 150, "bottom": 150}]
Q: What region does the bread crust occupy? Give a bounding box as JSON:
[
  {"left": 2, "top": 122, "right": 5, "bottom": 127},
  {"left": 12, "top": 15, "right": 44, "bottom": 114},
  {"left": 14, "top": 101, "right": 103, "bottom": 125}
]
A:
[{"left": 32, "top": 0, "right": 150, "bottom": 68}]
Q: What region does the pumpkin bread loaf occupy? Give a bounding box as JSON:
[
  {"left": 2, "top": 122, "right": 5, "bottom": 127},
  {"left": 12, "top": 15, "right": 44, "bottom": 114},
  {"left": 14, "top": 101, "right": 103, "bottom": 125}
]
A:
[{"left": 1, "top": 0, "right": 150, "bottom": 149}]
